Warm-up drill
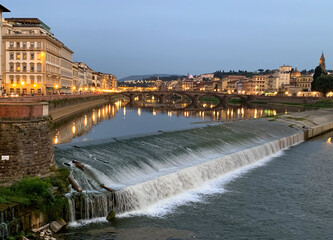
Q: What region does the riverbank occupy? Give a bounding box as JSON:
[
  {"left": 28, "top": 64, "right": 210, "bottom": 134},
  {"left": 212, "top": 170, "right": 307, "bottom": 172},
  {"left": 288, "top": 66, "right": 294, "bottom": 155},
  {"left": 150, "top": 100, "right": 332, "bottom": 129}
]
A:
[
  {"left": 49, "top": 98, "right": 110, "bottom": 122},
  {"left": 264, "top": 108, "right": 333, "bottom": 139}
]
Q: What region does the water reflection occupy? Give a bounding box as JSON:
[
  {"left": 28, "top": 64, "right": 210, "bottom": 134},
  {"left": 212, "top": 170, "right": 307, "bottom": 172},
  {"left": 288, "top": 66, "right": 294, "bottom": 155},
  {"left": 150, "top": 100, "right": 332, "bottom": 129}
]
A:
[
  {"left": 52, "top": 101, "right": 293, "bottom": 145},
  {"left": 52, "top": 101, "right": 125, "bottom": 145}
]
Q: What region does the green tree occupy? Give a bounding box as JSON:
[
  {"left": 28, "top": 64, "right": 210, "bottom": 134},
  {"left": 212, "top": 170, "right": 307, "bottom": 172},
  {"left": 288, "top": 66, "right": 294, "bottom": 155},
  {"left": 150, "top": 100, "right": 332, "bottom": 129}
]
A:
[
  {"left": 312, "top": 66, "right": 326, "bottom": 91},
  {"left": 313, "top": 75, "right": 333, "bottom": 96}
]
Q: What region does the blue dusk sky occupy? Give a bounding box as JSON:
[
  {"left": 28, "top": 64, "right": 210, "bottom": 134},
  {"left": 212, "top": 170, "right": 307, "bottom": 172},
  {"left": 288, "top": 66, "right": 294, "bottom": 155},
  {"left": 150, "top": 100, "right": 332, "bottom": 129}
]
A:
[{"left": 2, "top": 0, "right": 332, "bottom": 78}]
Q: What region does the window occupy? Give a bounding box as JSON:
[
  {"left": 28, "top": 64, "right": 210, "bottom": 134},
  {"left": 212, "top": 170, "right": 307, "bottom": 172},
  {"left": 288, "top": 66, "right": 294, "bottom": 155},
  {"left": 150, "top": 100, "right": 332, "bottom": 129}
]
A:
[
  {"left": 38, "top": 89, "right": 41, "bottom": 94},
  {"left": 31, "top": 53, "right": 35, "bottom": 60},
  {"left": 23, "top": 64, "right": 27, "bottom": 72},
  {"left": 30, "top": 76, "right": 35, "bottom": 84},
  {"left": 37, "top": 63, "right": 42, "bottom": 72},
  {"left": 37, "top": 42, "right": 41, "bottom": 49},
  {"left": 23, "top": 53, "right": 27, "bottom": 60},
  {"left": 30, "top": 63, "right": 35, "bottom": 72},
  {"left": 9, "top": 53, "right": 14, "bottom": 60},
  {"left": 16, "top": 53, "right": 21, "bottom": 60},
  {"left": 37, "top": 53, "right": 41, "bottom": 60},
  {"left": 9, "top": 63, "right": 14, "bottom": 72},
  {"left": 9, "top": 42, "right": 14, "bottom": 48},
  {"left": 16, "top": 88, "right": 20, "bottom": 94},
  {"left": 23, "top": 42, "right": 27, "bottom": 49},
  {"left": 37, "top": 76, "right": 42, "bottom": 83},
  {"left": 16, "top": 42, "right": 20, "bottom": 48},
  {"left": 30, "top": 42, "right": 35, "bottom": 49},
  {"left": 10, "top": 76, "right": 14, "bottom": 84},
  {"left": 10, "top": 88, "right": 14, "bottom": 94},
  {"left": 16, "top": 63, "right": 21, "bottom": 72},
  {"left": 16, "top": 75, "right": 20, "bottom": 84}
]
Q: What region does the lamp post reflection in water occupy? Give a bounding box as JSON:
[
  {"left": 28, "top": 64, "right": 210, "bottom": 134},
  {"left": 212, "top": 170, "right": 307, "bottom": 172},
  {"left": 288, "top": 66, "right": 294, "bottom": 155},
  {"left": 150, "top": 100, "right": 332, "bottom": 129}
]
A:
[
  {"left": 52, "top": 104, "right": 119, "bottom": 145},
  {"left": 84, "top": 115, "right": 88, "bottom": 127}
]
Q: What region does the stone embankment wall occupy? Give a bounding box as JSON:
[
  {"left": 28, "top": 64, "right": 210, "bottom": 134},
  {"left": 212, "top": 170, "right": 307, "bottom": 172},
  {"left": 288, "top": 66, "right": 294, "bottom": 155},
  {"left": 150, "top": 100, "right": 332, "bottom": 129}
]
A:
[
  {"left": 0, "top": 94, "right": 110, "bottom": 111},
  {"left": 304, "top": 121, "right": 333, "bottom": 140},
  {"left": 251, "top": 96, "right": 323, "bottom": 104},
  {"left": 0, "top": 102, "right": 54, "bottom": 180},
  {"left": 0, "top": 203, "right": 48, "bottom": 239}
]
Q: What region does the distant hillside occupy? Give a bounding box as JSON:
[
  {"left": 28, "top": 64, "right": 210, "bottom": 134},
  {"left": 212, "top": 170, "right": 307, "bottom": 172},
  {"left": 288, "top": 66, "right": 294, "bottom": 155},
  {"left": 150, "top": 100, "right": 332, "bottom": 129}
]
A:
[{"left": 118, "top": 74, "right": 181, "bottom": 82}]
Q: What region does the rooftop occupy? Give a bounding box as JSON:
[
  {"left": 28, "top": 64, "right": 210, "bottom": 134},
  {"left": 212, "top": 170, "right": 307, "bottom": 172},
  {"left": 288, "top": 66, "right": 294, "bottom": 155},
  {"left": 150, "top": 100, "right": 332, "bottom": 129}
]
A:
[
  {"left": 5, "top": 18, "right": 50, "bottom": 31},
  {"left": 0, "top": 4, "right": 10, "bottom": 12}
]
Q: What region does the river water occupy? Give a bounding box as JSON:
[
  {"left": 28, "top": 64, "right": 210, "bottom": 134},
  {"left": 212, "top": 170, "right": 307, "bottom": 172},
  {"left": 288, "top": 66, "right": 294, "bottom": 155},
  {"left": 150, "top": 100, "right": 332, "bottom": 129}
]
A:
[{"left": 53, "top": 103, "right": 333, "bottom": 240}]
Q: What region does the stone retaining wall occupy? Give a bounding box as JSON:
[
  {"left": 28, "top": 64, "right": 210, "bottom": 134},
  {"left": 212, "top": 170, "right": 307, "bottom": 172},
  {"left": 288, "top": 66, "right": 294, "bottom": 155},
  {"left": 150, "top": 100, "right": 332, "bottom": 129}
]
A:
[
  {"left": 0, "top": 119, "right": 55, "bottom": 180},
  {"left": 0, "top": 203, "right": 48, "bottom": 239},
  {"left": 0, "top": 102, "right": 54, "bottom": 180},
  {"left": 304, "top": 121, "right": 333, "bottom": 140}
]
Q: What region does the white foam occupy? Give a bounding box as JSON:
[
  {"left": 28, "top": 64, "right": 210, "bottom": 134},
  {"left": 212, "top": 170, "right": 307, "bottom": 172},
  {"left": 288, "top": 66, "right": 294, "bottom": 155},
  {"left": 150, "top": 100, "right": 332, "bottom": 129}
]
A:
[
  {"left": 117, "top": 151, "right": 284, "bottom": 218},
  {"left": 68, "top": 217, "right": 108, "bottom": 228}
]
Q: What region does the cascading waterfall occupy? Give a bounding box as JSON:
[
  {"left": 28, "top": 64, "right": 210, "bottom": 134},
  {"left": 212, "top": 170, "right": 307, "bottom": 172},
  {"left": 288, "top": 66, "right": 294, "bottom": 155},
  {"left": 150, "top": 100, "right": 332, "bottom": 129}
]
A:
[
  {"left": 0, "top": 212, "right": 8, "bottom": 239},
  {"left": 55, "top": 120, "right": 305, "bottom": 223},
  {"left": 67, "top": 192, "right": 116, "bottom": 223},
  {"left": 114, "top": 132, "right": 304, "bottom": 213}
]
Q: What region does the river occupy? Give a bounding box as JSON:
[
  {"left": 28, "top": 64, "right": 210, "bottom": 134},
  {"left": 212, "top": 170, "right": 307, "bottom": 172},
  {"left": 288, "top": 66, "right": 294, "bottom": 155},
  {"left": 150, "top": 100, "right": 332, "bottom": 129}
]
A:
[{"left": 53, "top": 103, "right": 333, "bottom": 240}]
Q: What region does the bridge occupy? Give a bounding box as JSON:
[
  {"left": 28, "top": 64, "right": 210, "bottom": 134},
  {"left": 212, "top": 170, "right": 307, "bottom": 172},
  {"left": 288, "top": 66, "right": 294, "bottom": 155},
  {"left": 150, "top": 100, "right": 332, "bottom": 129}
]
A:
[{"left": 108, "top": 91, "right": 254, "bottom": 109}]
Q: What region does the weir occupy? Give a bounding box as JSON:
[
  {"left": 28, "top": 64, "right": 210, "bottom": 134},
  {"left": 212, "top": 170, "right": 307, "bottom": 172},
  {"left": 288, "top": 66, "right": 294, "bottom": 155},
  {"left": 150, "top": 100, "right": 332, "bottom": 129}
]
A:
[{"left": 62, "top": 123, "right": 305, "bottom": 223}]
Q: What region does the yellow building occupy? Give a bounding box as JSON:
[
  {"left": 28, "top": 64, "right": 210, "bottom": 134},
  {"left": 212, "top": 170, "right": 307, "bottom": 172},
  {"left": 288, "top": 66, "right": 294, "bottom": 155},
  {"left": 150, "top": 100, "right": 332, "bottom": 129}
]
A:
[
  {"left": 242, "top": 75, "right": 268, "bottom": 95},
  {"left": 1, "top": 18, "right": 73, "bottom": 95},
  {"left": 296, "top": 75, "right": 312, "bottom": 91}
]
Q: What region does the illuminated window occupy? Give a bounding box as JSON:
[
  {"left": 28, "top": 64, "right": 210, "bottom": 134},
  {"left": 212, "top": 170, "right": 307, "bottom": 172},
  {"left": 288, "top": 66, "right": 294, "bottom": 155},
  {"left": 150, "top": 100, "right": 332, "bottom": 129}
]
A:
[
  {"left": 16, "top": 53, "right": 21, "bottom": 60},
  {"left": 37, "top": 53, "right": 41, "bottom": 60},
  {"left": 16, "top": 63, "right": 21, "bottom": 72},
  {"left": 23, "top": 53, "right": 27, "bottom": 60}
]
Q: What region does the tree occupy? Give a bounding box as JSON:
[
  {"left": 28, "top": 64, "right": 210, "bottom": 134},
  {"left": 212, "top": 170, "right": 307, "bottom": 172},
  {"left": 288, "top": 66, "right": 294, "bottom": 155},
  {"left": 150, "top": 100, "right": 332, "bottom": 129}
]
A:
[
  {"left": 312, "top": 66, "right": 326, "bottom": 91},
  {"left": 312, "top": 75, "right": 333, "bottom": 96}
]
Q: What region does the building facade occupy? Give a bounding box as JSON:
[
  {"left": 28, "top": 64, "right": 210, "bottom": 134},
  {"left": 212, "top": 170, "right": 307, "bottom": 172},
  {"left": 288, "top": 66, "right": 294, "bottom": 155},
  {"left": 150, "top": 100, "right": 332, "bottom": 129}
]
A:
[
  {"left": 278, "top": 65, "right": 292, "bottom": 88},
  {"left": 60, "top": 47, "right": 73, "bottom": 94},
  {"left": 0, "top": 4, "right": 10, "bottom": 96},
  {"left": 1, "top": 18, "right": 74, "bottom": 95}
]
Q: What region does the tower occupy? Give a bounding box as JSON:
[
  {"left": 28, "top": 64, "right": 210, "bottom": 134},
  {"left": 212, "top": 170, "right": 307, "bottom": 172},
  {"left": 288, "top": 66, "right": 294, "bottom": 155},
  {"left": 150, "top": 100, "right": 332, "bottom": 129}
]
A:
[{"left": 319, "top": 52, "right": 326, "bottom": 72}]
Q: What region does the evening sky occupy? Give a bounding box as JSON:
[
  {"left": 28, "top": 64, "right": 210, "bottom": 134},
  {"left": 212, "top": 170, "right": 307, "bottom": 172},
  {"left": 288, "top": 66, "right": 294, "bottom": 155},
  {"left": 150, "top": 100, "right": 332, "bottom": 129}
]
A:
[{"left": 2, "top": 0, "right": 332, "bottom": 78}]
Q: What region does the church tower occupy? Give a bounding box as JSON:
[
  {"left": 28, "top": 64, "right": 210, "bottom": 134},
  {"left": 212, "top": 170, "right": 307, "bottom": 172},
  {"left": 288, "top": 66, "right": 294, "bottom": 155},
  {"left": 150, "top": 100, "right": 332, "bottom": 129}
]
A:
[{"left": 319, "top": 52, "right": 326, "bottom": 72}]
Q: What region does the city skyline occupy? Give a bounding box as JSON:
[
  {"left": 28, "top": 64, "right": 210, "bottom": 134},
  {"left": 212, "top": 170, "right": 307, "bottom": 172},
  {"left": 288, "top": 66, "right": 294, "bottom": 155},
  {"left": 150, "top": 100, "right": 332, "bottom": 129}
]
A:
[{"left": 2, "top": 0, "right": 333, "bottom": 78}]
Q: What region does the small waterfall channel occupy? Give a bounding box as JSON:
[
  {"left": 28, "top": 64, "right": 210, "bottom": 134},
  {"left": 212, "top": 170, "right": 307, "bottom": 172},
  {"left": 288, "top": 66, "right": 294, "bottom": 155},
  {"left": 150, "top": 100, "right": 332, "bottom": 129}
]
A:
[
  {"left": 55, "top": 120, "right": 305, "bottom": 225},
  {"left": 0, "top": 205, "right": 21, "bottom": 239}
]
